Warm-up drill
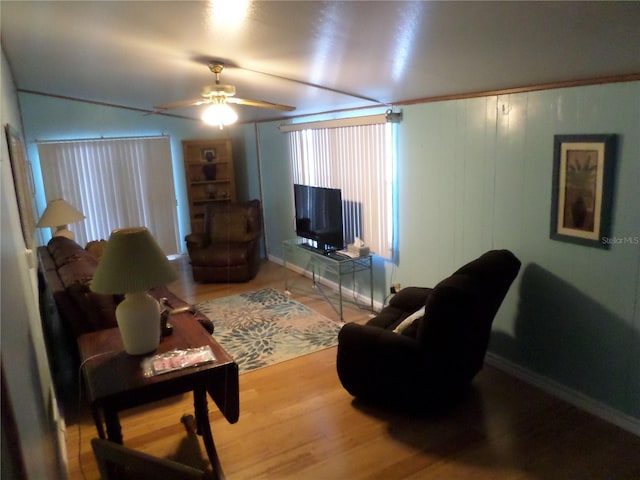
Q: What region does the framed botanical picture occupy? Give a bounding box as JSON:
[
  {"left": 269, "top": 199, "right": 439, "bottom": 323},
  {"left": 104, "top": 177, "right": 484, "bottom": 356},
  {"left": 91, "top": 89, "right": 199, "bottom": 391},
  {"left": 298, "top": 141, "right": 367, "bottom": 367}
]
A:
[
  {"left": 5, "top": 124, "right": 37, "bottom": 249},
  {"left": 550, "top": 134, "right": 617, "bottom": 249}
]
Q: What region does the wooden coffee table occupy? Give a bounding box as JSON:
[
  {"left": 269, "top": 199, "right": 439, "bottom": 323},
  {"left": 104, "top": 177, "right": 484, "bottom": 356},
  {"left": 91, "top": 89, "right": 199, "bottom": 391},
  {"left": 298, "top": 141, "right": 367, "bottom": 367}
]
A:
[{"left": 78, "top": 313, "right": 239, "bottom": 479}]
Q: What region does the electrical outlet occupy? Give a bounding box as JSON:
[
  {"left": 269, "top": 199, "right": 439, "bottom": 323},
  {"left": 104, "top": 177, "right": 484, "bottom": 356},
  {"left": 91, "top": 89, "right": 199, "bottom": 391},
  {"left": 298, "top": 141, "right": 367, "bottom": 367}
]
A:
[{"left": 390, "top": 282, "right": 401, "bottom": 294}]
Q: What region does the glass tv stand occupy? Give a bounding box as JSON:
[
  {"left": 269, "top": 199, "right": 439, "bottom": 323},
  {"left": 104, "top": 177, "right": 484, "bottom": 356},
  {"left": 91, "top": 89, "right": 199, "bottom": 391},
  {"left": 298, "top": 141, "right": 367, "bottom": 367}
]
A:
[{"left": 282, "top": 238, "right": 374, "bottom": 321}]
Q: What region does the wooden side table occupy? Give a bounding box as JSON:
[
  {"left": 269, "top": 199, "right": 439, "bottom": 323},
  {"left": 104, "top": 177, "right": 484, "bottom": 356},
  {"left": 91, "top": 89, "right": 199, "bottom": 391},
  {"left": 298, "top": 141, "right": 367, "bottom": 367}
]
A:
[{"left": 78, "top": 313, "right": 239, "bottom": 479}]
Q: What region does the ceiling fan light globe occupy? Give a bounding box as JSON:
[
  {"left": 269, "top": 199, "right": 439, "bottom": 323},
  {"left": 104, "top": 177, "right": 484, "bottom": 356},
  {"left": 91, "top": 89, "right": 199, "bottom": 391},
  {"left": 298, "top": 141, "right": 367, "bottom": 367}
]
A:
[{"left": 201, "top": 103, "right": 238, "bottom": 128}]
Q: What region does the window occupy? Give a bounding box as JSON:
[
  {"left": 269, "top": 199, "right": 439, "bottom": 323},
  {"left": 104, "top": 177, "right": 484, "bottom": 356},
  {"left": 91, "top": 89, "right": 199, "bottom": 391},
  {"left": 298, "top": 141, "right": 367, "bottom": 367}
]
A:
[
  {"left": 285, "top": 117, "right": 396, "bottom": 259},
  {"left": 37, "top": 136, "right": 180, "bottom": 255}
]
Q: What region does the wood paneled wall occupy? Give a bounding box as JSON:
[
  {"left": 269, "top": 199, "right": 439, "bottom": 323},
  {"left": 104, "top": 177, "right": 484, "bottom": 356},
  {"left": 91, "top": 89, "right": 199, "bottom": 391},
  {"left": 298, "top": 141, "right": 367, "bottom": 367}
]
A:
[{"left": 258, "top": 81, "right": 640, "bottom": 422}]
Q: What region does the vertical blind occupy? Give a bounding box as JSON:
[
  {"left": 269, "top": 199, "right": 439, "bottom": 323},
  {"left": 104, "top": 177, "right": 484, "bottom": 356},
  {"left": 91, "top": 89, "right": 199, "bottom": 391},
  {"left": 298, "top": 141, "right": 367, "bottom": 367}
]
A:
[
  {"left": 288, "top": 122, "right": 395, "bottom": 259},
  {"left": 38, "top": 136, "right": 180, "bottom": 255}
]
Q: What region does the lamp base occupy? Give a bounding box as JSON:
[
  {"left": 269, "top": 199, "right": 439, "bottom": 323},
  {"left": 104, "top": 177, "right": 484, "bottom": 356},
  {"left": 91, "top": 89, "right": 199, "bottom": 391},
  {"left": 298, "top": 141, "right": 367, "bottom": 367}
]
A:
[
  {"left": 116, "top": 291, "right": 161, "bottom": 355},
  {"left": 53, "top": 226, "right": 74, "bottom": 240}
]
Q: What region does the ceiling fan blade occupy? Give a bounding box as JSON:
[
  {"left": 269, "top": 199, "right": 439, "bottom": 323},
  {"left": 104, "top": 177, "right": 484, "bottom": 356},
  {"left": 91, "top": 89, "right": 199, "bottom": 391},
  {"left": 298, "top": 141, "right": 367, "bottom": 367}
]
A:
[
  {"left": 193, "top": 57, "right": 380, "bottom": 104},
  {"left": 153, "top": 98, "right": 209, "bottom": 110},
  {"left": 154, "top": 62, "right": 295, "bottom": 114},
  {"left": 227, "top": 97, "right": 295, "bottom": 111}
]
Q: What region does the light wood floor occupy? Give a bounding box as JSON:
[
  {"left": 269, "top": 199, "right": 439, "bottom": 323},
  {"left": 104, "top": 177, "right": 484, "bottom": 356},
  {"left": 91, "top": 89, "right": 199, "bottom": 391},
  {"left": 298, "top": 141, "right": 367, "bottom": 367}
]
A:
[{"left": 66, "top": 259, "right": 640, "bottom": 479}]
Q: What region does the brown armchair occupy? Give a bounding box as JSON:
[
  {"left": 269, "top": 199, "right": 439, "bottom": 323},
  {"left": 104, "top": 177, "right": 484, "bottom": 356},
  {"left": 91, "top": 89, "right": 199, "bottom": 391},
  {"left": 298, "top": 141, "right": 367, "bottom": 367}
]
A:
[{"left": 186, "top": 199, "right": 262, "bottom": 283}]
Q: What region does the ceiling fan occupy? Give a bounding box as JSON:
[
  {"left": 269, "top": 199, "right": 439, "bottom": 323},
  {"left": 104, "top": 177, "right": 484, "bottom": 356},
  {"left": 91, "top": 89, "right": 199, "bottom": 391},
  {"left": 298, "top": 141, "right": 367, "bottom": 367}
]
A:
[{"left": 153, "top": 63, "right": 295, "bottom": 128}]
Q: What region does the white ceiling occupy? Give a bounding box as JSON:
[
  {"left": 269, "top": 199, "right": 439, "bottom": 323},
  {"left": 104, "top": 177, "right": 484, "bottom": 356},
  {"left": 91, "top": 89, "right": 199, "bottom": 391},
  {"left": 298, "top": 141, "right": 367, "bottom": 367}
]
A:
[{"left": 2, "top": 1, "right": 640, "bottom": 125}]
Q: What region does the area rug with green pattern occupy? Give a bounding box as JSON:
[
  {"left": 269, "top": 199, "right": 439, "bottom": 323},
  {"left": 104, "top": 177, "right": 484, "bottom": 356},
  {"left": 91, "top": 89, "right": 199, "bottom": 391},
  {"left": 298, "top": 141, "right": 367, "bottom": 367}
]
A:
[{"left": 196, "top": 288, "right": 342, "bottom": 374}]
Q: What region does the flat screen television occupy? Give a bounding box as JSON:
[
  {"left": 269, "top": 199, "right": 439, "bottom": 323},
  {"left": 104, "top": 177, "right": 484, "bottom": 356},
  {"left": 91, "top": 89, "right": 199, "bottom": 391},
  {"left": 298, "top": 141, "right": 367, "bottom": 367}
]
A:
[{"left": 293, "top": 184, "right": 344, "bottom": 253}]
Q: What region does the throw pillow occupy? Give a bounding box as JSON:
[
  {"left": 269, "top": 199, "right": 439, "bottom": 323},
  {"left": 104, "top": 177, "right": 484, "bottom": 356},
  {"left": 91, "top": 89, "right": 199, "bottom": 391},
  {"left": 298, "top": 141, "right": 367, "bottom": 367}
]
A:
[
  {"left": 85, "top": 239, "right": 108, "bottom": 259},
  {"left": 393, "top": 306, "right": 425, "bottom": 334}
]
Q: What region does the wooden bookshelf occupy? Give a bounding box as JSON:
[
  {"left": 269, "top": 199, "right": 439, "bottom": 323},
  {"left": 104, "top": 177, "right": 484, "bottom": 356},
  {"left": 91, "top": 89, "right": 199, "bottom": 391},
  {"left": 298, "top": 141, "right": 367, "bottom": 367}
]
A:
[{"left": 182, "top": 139, "right": 236, "bottom": 234}]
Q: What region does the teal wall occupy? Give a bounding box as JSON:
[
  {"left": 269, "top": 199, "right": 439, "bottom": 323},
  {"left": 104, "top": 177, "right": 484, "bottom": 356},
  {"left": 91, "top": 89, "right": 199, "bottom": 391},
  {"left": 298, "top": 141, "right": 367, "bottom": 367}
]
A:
[
  {"left": 256, "top": 122, "right": 294, "bottom": 259},
  {"left": 18, "top": 92, "right": 260, "bottom": 251},
  {"left": 2, "top": 50, "right": 65, "bottom": 479},
  {"left": 256, "top": 82, "right": 640, "bottom": 421},
  {"left": 395, "top": 83, "right": 640, "bottom": 420},
  {"left": 18, "top": 81, "right": 640, "bottom": 421}
]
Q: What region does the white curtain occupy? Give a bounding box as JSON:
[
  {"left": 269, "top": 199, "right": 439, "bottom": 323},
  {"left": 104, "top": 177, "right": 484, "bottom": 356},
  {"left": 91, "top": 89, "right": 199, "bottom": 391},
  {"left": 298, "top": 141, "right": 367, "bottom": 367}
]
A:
[
  {"left": 38, "top": 136, "right": 180, "bottom": 255},
  {"left": 288, "top": 121, "right": 395, "bottom": 259}
]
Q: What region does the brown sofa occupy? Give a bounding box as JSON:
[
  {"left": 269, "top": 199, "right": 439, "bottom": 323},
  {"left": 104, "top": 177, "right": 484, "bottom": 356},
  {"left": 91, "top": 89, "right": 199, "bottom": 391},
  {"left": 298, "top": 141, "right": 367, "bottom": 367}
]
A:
[
  {"left": 185, "top": 199, "right": 262, "bottom": 283},
  {"left": 38, "top": 236, "right": 213, "bottom": 400}
]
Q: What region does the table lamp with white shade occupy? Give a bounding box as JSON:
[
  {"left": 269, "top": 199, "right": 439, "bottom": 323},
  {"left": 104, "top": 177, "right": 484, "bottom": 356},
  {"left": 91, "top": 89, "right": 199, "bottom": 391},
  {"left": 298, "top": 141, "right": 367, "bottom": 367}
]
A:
[
  {"left": 90, "top": 227, "right": 178, "bottom": 355},
  {"left": 36, "top": 198, "right": 85, "bottom": 240}
]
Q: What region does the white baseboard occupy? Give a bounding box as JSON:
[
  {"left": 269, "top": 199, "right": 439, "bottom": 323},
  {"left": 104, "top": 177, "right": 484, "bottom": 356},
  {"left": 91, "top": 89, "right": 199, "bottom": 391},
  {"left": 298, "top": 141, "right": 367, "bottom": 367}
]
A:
[
  {"left": 485, "top": 352, "right": 640, "bottom": 437},
  {"left": 269, "top": 253, "right": 383, "bottom": 314},
  {"left": 268, "top": 253, "right": 284, "bottom": 266}
]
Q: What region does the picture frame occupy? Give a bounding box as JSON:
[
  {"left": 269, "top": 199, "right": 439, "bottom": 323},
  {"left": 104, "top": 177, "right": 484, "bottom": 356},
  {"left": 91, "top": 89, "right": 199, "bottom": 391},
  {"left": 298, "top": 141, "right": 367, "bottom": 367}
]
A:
[
  {"left": 550, "top": 134, "right": 617, "bottom": 249},
  {"left": 202, "top": 148, "right": 216, "bottom": 162},
  {"left": 5, "top": 124, "right": 37, "bottom": 249}
]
